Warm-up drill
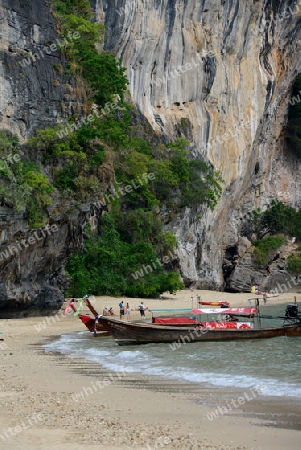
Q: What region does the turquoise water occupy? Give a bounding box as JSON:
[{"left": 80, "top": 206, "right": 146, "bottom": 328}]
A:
[{"left": 44, "top": 304, "right": 301, "bottom": 399}]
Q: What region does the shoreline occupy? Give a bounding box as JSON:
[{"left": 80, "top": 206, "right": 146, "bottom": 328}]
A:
[
  {"left": 33, "top": 332, "right": 301, "bottom": 434},
  {"left": 1, "top": 289, "right": 301, "bottom": 449},
  {"left": 44, "top": 333, "right": 301, "bottom": 432}
]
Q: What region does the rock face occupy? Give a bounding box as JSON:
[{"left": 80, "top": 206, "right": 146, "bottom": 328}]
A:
[
  {"left": 0, "top": 0, "right": 82, "bottom": 141},
  {"left": 99, "top": 0, "right": 301, "bottom": 291},
  {"left": 0, "top": 202, "right": 88, "bottom": 317},
  {"left": 0, "top": 0, "right": 101, "bottom": 316}
]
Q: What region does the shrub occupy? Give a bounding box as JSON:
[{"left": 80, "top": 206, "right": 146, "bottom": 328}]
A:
[
  {"left": 251, "top": 200, "right": 301, "bottom": 240},
  {"left": 287, "top": 254, "right": 301, "bottom": 275},
  {"left": 0, "top": 131, "right": 53, "bottom": 226},
  {"left": 66, "top": 216, "right": 184, "bottom": 298},
  {"left": 253, "top": 235, "right": 286, "bottom": 266},
  {"left": 54, "top": 165, "right": 78, "bottom": 191}
]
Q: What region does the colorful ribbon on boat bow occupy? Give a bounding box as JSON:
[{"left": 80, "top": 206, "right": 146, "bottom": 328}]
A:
[
  {"left": 63, "top": 301, "right": 74, "bottom": 315},
  {"left": 74, "top": 294, "right": 89, "bottom": 317}
]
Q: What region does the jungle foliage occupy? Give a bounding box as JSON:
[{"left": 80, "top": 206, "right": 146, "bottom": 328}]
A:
[
  {"left": 251, "top": 200, "right": 301, "bottom": 239},
  {"left": 253, "top": 235, "right": 286, "bottom": 266},
  {"left": 251, "top": 200, "right": 301, "bottom": 267},
  {"left": 0, "top": 131, "right": 53, "bottom": 227}
]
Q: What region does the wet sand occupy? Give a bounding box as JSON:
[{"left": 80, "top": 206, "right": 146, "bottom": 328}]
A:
[{"left": 0, "top": 289, "right": 300, "bottom": 450}]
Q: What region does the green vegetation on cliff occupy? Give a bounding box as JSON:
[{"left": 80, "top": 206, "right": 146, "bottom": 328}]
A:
[
  {"left": 0, "top": 131, "right": 53, "bottom": 227},
  {"left": 251, "top": 200, "right": 301, "bottom": 268},
  {"left": 253, "top": 236, "right": 286, "bottom": 266},
  {"left": 287, "top": 253, "right": 301, "bottom": 275},
  {"left": 66, "top": 215, "right": 183, "bottom": 298},
  {"left": 252, "top": 200, "right": 301, "bottom": 239}
]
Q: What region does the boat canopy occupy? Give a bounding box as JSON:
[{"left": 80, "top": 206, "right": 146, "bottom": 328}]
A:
[
  {"left": 150, "top": 308, "right": 192, "bottom": 313},
  {"left": 153, "top": 317, "right": 195, "bottom": 325},
  {"left": 192, "top": 307, "right": 257, "bottom": 315}
]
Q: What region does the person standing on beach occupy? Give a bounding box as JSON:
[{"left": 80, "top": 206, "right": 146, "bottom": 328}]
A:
[
  {"left": 119, "top": 301, "right": 124, "bottom": 320},
  {"left": 263, "top": 290, "right": 268, "bottom": 305},
  {"left": 139, "top": 302, "right": 145, "bottom": 317},
  {"left": 125, "top": 302, "right": 131, "bottom": 321}
]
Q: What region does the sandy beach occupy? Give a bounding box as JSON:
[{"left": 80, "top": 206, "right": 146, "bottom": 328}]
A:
[{"left": 1, "top": 289, "right": 301, "bottom": 450}]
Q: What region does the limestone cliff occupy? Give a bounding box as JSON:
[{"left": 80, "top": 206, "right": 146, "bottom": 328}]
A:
[
  {"left": 99, "top": 0, "right": 301, "bottom": 290},
  {"left": 0, "top": 0, "right": 104, "bottom": 316}
]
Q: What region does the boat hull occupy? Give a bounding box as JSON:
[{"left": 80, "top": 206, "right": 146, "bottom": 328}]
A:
[{"left": 98, "top": 317, "right": 301, "bottom": 346}]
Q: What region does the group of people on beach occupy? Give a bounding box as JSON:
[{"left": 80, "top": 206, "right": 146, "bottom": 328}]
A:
[
  {"left": 117, "top": 301, "right": 148, "bottom": 320},
  {"left": 102, "top": 306, "right": 115, "bottom": 316},
  {"left": 102, "top": 301, "right": 148, "bottom": 320},
  {"left": 251, "top": 285, "right": 268, "bottom": 304}
]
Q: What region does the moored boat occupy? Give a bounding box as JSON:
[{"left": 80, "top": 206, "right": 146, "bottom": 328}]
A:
[
  {"left": 97, "top": 303, "right": 301, "bottom": 346},
  {"left": 198, "top": 301, "right": 230, "bottom": 307}
]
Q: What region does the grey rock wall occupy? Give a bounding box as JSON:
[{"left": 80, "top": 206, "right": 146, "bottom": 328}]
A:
[
  {"left": 0, "top": 0, "right": 100, "bottom": 316},
  {"left": 99, "top": 0, "right": 301, "bottom": 291},
  {"left": 0, "top": 0, "right": 79, "bottom": 141}
]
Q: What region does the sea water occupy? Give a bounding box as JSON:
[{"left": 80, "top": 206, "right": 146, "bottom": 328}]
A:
[{"left": 44, "top": 304, "right": 301, "bottom": 399}]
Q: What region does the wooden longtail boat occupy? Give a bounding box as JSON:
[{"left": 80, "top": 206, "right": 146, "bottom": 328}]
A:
[
  {"left": 97, "top": 304, "right": 301, "bottom": 346},
  {"left": 79, "top": 303, "right": 248, "bottom": 334},
  {"left": 198, "top": 301, "right": 230, "bottom": 307}
]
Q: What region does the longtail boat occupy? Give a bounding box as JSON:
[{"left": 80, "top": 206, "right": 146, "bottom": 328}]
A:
[
  {"left": 77, "top": 303, "right": 248, "bottom": 334},
  {"left": 198, "top": 301, "right": 230, "bottom": 307},
  {"left": 97, "top": 304, "right": 301, "bottom": 346}
]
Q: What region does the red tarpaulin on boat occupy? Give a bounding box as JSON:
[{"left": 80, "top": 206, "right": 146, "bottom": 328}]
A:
[
  {"left": 197, "top": 322, "right": 252, "bottom": 329},
  {"left": 152, "top": 317, "right": 196, "bottom": 325},
  {"left": 192, "top": 307, "right": 257, "bottom": 315},
  {"left": 79, "top": 314, "right": 93, "bottom": 325}
]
